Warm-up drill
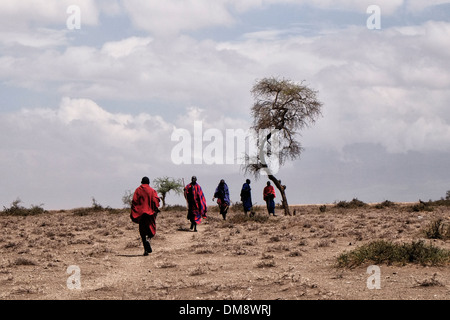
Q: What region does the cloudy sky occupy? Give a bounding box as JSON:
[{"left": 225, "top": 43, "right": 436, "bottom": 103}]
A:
[{"left": 1, "top": 0, "right": 450, "bottom": 210}]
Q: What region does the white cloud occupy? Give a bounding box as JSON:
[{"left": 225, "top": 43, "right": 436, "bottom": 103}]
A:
[
  {"left": 0, "top": 35, "right": 257, "bottom": 115},
  {"left": 122, "top": 0, "right": 235, "bottom": 37},
  {"left": 219, "top": 21, "right": 450, "bottom": 154},
  {"left": 120, "top": 0, "right": 447, "bottom": 37},
  {"left": 0, "top": 0, "right": 99, "bottom": 29},
  {"left": 0, "top": 98, "right": 175, "bottom": 208},
  {"left": 405, "top": 0, "right": 450, "bottom": 13},
  {"left": 101, "top": 37, "right": 153, "bottom": 59},
  {"left": 2, "top": 18, "right": 449, "bottom": 157},
  {"left": 0, "top": 97, "right": 253, "bottom": 209},
  {"left": 1, "top": 3, "right": 449, "bottom": 157},
  {"left": 0, "top": 28, "right": 68, "bottom": 48},
  {"left": 302, "top": 0, "right": 403, "bottom": 15},
  {"left": 0, "top": 0, "right": 101, "bottom": 49}
]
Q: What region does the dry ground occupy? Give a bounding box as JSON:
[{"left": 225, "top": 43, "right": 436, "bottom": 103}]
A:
[{"left": 0, "top": 203, "right": 449, "bottom": 300}]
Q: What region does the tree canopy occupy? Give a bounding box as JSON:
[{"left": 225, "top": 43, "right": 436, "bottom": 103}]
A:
[{"left": 153, "top": 176, "right": 184, "bottom": 208}]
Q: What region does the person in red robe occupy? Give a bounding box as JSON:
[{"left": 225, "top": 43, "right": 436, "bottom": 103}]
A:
[
  {"left": 184, "top": 176, "right": 207, "bottom": 232},
  {"left": 263, "top": 181, "right": 277, "bottom": 216},
  {"left": 130, "top": 177, "right": 160, "bottom": 256}
]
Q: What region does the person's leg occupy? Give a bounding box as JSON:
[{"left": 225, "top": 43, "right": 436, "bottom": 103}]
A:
[
  {"left": 190, "top": 216, "right": 197, "bottom": 232},
  {"left": 140, "top": 234, "right": 151, "bottom": 255},
  {"left": 270, "top": 199, "right": 276, "bottom": 216},
  {"left": 188, "top": 209, "right": 195, "bottom": 230},
  {"left": 221, "top": 204, "right": 227, "bottom": 220},
  {"left": 139, "top": 215, "right": 153, "bottom": 255},
  {"left": 190, "top": 216, "right": 196, "bottom": 230}
]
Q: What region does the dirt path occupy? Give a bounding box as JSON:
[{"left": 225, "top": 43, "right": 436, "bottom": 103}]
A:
[{"left": 60, "top": 224, "right": 198, "bottom": 299}]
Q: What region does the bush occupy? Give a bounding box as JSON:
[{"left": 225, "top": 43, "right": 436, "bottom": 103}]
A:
[
  {"left": 73, "top": 197, "right": 122, "bottom": 215},
  {"left": 409, "top": 202, "right": 434, "bottom": 212},
  {"left": 423, "top": 219, "right": 450, "bottom": 240},
  {"left": 228, "top": 213, "right": 269, "bottom": 224},
  {"left": 122, "top": 190, "right": 133, "bottom": 208},
  {"left": 161, "top": 204, "right": 187, "bottom": 212},
  {"left": 335, "top": 198, "right": 368, "bottom": 209},
  {"left": 1, "top": 198, "right": 46, "bottom": 216},
  {"left": 374, "top": 200, "right": 396, "bottom": 209},
  {"left": 230, "top": 201, "right": 244, "bottom": 212},
  {"left": 336, "top": 240, "right": 450, "bottom": 268}
]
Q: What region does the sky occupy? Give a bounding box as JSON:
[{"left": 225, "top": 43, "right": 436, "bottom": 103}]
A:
[{"left": 1, "top": 0, "right": 450, "bottom": 210}]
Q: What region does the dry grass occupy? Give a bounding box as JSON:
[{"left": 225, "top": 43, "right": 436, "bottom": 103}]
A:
[{"left": 0, "top": 202, "right": 449, "bottom": 300}]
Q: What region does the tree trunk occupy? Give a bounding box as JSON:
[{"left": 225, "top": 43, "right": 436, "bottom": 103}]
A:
[
  {"left": 161, "top": 194, "right": 166, "bottom": 208},
  {"left": 268, "top": 175, "right": 291, "bottom": 216}
]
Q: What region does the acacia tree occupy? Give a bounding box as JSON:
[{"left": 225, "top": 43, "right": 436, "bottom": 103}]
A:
[
  {"left": 243, "top": 77, "right": 323, "bottom": 216},
  {"left": 153, "top": 177, "right": 184, "bottom": 208}
]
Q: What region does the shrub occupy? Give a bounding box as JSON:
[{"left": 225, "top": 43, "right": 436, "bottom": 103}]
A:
[
  {"left": 1, "top": 198, "right": 46, "bottom": 216},
  {"left": 228, "top": 213, "right": 269, "bottom": 224},
  {"left": 72, "top": 197, "right": 124, "bottom": 215},
  {"left": 409, "top": 202, "right": 434, "bottom": 212},
  {"left": 122, "top": 190, "right": 133, "bottom": 208},
  {"left": 161, "top": 204, "right": 187, "bottom": 212},
  {"left": 256, "top": 259, "right": 276, "bottom": 268},
  {"left": 374, "top": 200, "right": 396, "bottom": 209},
  {"left": 336, "top": 240, "right": 450, "bottom": 268},
  {"left": 230, "top": 201, "right": 244, "bottom": 212},
  {"left": 12, "top": 258, "right": 37, "bottom": 266},
  {"left": 335, "top": 198, "right": 368, "bottom": 209},
  {"left": 423, "top": 219, "right": 450, "bottom": 240}
]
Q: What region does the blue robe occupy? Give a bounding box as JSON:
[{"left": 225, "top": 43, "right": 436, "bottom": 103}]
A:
[
  {"left": 240, "top": 183, "right": 252, "bottom": 212},
  {"left": 214, "top": 183, "right": 230, "bottom": 206}
]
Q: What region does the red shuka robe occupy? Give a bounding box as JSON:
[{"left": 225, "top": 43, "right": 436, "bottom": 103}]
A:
[
  {"left": 130, "top": 184, "right": 160, "bottom": 238},
  {"left": 263, "top": 185, "right": 276, "bottom": 201},
  {"left": 184, "top": 183, "right": 207, "bottom": 224}
]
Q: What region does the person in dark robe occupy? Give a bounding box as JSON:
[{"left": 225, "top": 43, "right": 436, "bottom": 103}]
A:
[
  {"left": 240, "top": 179, "right": 254, "bottom": 216},
  {"left": 130, "top": 177, "right": 160, "bottom": 256},
  {"left": 263, "top": 181, "right": 277, "bottom": 216},
  {"left": 212, "top": 179, "right": 230, "bottom": 220},
  {"left": 184, "top": 176, "right": 207, "bottom": 232}
]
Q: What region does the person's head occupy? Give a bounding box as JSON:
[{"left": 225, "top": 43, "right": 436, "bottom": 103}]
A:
[
  {"left": 191, "top": 176, "right": 197, "bottom": 184},
  {"left": 219, "top": 179, "right": 225, "bottom": 185},
  {"left": 141, "top": 176, "right": 150, "bottom": 185},
  {"left": 267, "top": 181, "right": 271, "bottom": 186},
  {"left": 246, "top": 179, "right": 251, "bottom": 184}
]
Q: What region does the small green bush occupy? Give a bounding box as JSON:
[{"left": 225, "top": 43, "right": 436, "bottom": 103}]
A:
[
  {"left": 335, "top": 198, "right": 368, "bottom": 209},
  {"left": 336, "top": 240, "right": 450, "bottom": 268},
  {"left": 161, "top": 204, "right": 187, "bottom": 212},
  {"left": 409, "top": 202, "right": 434, "bottom": 212},
  {"left": 423, "top": 219, "right": 450, "bottom": 240},
  {"left": 73, "top": 197, "right": 121, "bottom": 215},
  {"left": 228, "top": 213, "right": 269, "bottom": 224},
  {"left": 1, "top": 198, "right": 46, "bottom": 216},
  {"left": 374, "top": 200, "right": 396, "bottom": 209}
]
